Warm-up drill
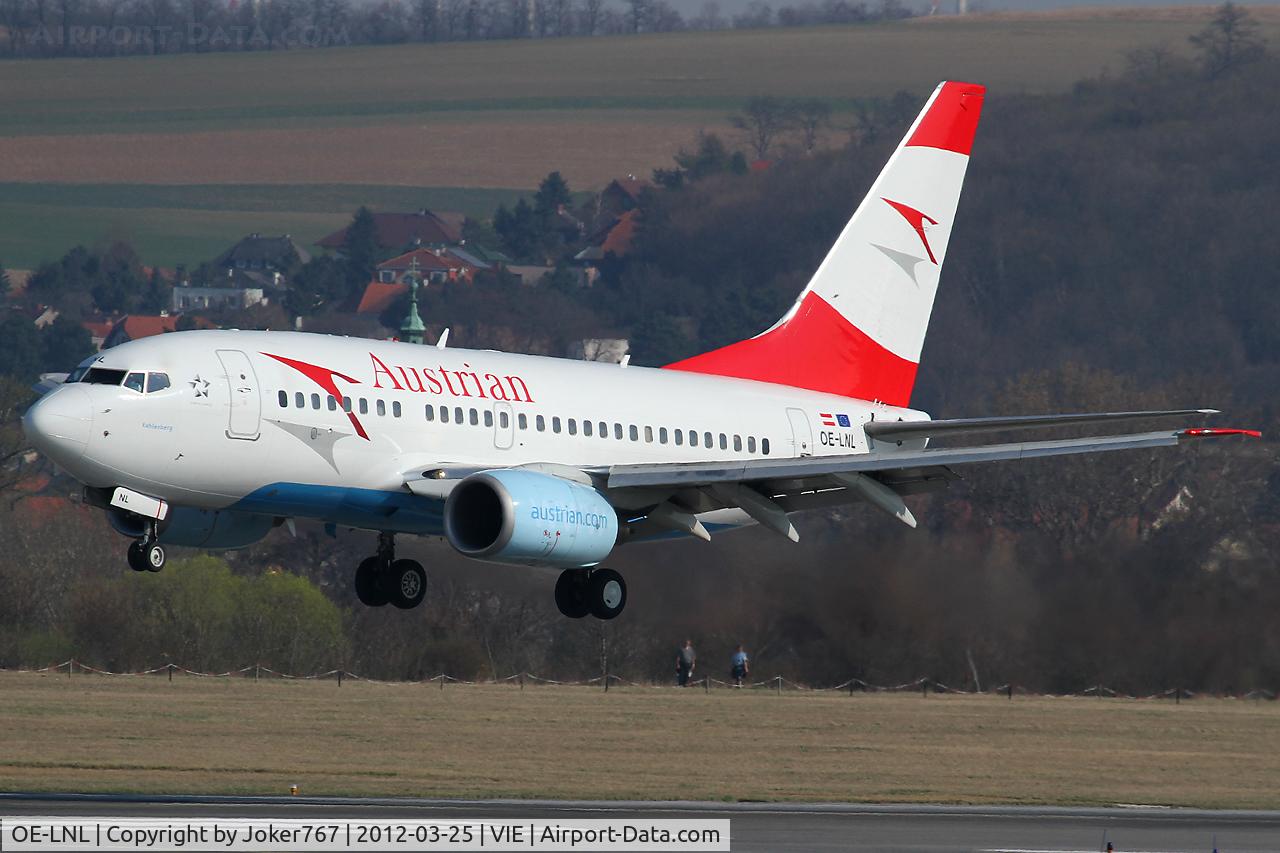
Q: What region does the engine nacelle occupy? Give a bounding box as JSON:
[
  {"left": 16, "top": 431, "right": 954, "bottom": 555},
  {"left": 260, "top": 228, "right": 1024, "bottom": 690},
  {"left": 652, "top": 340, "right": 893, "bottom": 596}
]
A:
[
  {"left": 107, "top": 504, "right": 273, "bottom": 550},
  {"left": 444, "top": 469, "right": 618, "bottom": 568}
]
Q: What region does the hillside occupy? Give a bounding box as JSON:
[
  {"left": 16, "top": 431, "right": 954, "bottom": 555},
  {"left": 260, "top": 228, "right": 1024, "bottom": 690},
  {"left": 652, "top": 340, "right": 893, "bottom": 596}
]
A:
[{"left": 3, "top": 8, "right": 1277, "bottom": 266}]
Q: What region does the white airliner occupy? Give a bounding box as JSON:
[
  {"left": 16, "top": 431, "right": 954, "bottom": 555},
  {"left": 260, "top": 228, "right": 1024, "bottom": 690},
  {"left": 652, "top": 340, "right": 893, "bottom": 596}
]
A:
[{"left": 22, "top": 81, "right": 1257, "bottom": 620}]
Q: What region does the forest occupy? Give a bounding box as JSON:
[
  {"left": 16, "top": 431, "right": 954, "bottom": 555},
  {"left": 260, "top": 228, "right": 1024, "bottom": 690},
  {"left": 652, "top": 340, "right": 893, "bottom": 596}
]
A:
[{"left": 1, "top": 14, "right": 1278, "bottom": 693}]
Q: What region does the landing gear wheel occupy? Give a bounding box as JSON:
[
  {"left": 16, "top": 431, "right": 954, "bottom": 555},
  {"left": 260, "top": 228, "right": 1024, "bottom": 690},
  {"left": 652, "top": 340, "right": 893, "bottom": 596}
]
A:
[
  {"left": 554, "top": 569, "right": 591, "bottom": 619},
  {"left": 143, "top": 542, "right": 166, "bottom": 572},
  {"left": 387, "top": 559, "right": 426, "bottom": 610},
  {"left": 587, "top": 568, "right": 627, "bottom": 620},
  {"left": 354, "top": 557, "right": 389, "bottom": 607},
  {"left": 127, "top": 541, "right": 148, "bottom": 572}
]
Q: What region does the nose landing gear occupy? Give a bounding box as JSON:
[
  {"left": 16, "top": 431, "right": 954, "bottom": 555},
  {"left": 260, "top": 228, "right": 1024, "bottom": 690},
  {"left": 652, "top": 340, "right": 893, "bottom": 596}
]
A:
[
  {"left": 354, "top": 532, "right": 427, "bottom": 610},
  {"left": 126, "top": 522, "right": 165, "bottom": 572},
  {"left": 555, "top": 567, "right": 627, "bottom": 620}
]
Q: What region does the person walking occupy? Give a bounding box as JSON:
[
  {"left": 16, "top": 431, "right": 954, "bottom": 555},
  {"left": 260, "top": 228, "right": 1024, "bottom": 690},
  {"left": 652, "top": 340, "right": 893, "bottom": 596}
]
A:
[
  {"left": 676, "top": 639, "right": 696, "bottom": 687},
  {"left": 730, "top": 644, "right": 750, "bottom": 687}
]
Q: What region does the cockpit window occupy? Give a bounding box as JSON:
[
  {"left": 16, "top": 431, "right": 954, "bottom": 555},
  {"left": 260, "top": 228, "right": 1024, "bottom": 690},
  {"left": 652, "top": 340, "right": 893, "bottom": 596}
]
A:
[
  {"left": 146, "top": 373, "right": 171, "bottom": 393},
  {"left": 84, "top": 367, "right": 127, "bottom": 385},
  {"left": 66, "top": 366, "right": 89, "bottom": 383},
  {"left": 123, "top": 372, "right": 146, "bottom": 393}
]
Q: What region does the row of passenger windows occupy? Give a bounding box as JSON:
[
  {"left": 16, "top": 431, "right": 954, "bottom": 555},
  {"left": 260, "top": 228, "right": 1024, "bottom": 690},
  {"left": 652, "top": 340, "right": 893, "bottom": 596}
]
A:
[{"left": 276, "top": 390, "right": 772, "bottom": 455}]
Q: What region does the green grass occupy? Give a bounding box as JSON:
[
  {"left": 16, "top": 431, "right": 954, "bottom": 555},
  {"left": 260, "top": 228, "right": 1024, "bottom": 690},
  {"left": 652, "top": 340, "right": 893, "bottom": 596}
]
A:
[{"left": 0, "top": 184, "right": 527, "bottom": 268}]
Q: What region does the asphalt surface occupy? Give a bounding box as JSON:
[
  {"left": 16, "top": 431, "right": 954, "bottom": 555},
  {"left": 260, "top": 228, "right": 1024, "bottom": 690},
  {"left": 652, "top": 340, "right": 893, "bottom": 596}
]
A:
[{"left": 2, "top": 794, "right": 1279, "bottom": 852}]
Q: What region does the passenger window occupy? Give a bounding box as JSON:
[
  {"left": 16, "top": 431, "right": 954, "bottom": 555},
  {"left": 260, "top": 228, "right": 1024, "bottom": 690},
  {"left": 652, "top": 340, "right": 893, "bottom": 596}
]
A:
[
  {"left": 278, "top": 390, "right": 288, "bottom": 408},
  {"left": 536, "top": 415, "right": 545, "bottom": 432},
  {"left": 659, "top": 427, "right": 668, "bottom": 444},
  {"left": 734, "top": 435, "right": 742, "bottom": 452},
  {"left": 393, "top": 401, "right": 402, "bottom": 418},
  {"left": 644, "top": 426, "right": 653, "bottom": 443},
  {"left": 568, "top": 419, "right": 577, "bottom": 436},
  {"left": 518, "top": 413, "right": 528, "bottom": 430},
  {"left": 295, "top": 391, "right": 305, "bottom": 408},
  {"left": 484, "top": 410, "right": 493, "bottom": 427},
  {"left": 552, "top": 417, "right": 562, "bottom": 434},
  {"left": 342, "top": 397, "right": 352, "bottom": 413},
  {"left": 454, "top": 407, "right": 463, "bottom": 424},
  {"left": 312, "top": 393, "right": 322, "bottom": 410},
  {"left": 629, "top": 425, "right": 639, "bottom": 441},
  {"left": 748, "top": 436, "right": 757, "bottom": 453},
  {"left": 327, "top": 396, "right": 337, "bottom": 411},
  {"left": 599, "top": 421, "right": 608, "bottom": 438},
  {"left": 146, "top": 373, "right": 170, "bottom": 393},
  {"left": 719, "top": 433, "right": 728, "bottom": 450},
  {"left": 359, "top": 398, "right": 368, "bottom": 415},
  {"left": 674, "top": 429, "right": 683, "bottom": 446},
  {"left": 426, "top": 405, "right": 435, "bottom": 422},
  {"left": 614, "top": 423, "right": 623, "bottom": 440},
  {"left": 440, "top": 407, "right": 450, "bottom": 423},
  {"left": 704, "top": 431, "right": 713, "bottom": 448},
  {"left": 583, "top": 420, "right": 593, "bottom": 437},
  {"left": 762, "top": 438, "right": 771, "bottom": 455},
  {"left": 500, "top": 411, "right": 509, "bottom": 429},
  {"left": 375, "top": 399, "right": 386, "bottom": 417},
  {"left": 469, "top": 408, "right": 478, "bottom": 426},
  {"left": 689, "top": 430, "right": 699, "bottom": 447}
]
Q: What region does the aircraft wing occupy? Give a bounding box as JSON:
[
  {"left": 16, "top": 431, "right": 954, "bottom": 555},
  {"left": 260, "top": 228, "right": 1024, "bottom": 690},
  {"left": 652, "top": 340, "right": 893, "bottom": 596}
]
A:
[
  {"left": 862, "top": 409, "right": 1218, "bottom": 443},
  {"left": 605, "top": 426, "right": 1260, "bottom": 537}
]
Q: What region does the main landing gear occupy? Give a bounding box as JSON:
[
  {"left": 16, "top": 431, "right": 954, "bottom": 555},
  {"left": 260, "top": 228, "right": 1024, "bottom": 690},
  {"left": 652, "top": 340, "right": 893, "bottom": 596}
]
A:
[
  {"left": 126, "top": 522, "right": 166, "bottom": 573},
  {"left": 555, "top": 568, "right": 627, "bottom": 620},
  {"left": 354, "top": 531, "right": 427, "bottom": 610}
]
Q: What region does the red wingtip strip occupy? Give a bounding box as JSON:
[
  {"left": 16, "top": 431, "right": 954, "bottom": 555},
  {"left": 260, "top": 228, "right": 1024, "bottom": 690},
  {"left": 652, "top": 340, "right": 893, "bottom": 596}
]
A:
[
  {"left": 1181, "top": 428, "right": 1263, "bottom": 439},
  {"left": 906, "top": 81, "right": 985, "bottom": 156}
]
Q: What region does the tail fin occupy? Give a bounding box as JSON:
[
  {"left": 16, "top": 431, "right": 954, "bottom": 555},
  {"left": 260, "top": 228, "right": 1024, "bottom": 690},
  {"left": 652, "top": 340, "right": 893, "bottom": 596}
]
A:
[{"left": 665, "top": 81, "right": 985, "bottom": 407}]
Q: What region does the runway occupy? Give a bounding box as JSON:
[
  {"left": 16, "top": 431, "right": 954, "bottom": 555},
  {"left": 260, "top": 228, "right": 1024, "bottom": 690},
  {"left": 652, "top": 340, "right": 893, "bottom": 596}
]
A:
[{"left": 2, "top": 794, "right": 1279, "bottom": 852}]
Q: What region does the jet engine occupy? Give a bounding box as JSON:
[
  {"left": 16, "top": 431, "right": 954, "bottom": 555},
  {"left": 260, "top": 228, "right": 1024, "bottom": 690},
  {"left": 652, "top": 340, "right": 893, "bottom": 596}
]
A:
[
  {"left": 444, "top": 469, "right": 618, "bottom": 568},
  {"left": 106, "top": 504, "right": 273, "bottom": 550}
]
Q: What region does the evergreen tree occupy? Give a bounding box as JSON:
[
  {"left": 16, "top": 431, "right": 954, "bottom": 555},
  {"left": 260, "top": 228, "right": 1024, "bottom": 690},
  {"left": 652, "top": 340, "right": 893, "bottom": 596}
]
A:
[
  {"left": 534, "top": 171, "right": 572, "bottom": 220},
  {"left": 41, "top": 315, "right": 93, "bottom": 371},
  {"left": 343, "top": 206, "right": 379, "bottom": 297},
  {"left": 0, "top": 313, "right": 43, "bottom": 380}
]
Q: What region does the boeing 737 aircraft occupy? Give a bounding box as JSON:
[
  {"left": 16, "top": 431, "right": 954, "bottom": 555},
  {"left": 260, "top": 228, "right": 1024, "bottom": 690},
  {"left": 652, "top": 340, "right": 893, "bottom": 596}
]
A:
[{"left": 21, "top": 81, "right": 1257, "bottom": 620}]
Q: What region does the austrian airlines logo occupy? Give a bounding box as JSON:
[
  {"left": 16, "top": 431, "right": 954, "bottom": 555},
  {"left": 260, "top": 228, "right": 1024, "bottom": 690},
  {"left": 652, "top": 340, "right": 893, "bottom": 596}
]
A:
[
  {"left": 263, "top": 352, "right": 369, "bottom": 440},
  {"left": 882, "top": 198, "right": 939, "bottom": 264}
]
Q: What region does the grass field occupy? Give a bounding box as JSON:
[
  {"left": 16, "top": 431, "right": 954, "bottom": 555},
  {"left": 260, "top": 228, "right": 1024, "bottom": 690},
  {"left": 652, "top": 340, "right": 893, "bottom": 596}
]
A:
[
  {"left": 1, "top": 673, "right": 1278, "bottom": 807},
  {"left": 5, "top": 8, "right": 1280, "bottom": 268}
]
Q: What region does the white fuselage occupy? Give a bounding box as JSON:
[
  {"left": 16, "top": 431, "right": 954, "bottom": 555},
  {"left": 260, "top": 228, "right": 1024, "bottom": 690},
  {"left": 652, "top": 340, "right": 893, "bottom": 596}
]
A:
[{"left": 30, "top": 329, "right": 926, "bottom": 536}]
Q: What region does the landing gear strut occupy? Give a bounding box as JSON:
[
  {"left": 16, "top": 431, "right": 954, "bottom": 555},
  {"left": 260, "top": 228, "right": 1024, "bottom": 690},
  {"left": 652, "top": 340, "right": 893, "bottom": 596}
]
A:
[
  {"left": 555, "top": 568, "right": 627, "bottom": 620},
  {"left": 126, "top": 521, "right": 165, "bottom": 573},
  {"left": 354, "top": 531, "right": 427, "bottom": 610}
]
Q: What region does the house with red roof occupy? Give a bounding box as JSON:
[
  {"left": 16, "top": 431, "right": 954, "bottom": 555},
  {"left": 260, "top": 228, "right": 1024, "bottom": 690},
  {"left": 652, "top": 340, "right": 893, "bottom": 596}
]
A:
[
  {"left": 318, "top": 210, "right": 465, "bottom": 255},
  {"left": 355, "top": 248, "right": 477, "bottom": 315},
  {"left": 102, "top": 314, "right": 218, "bottom": 349}
]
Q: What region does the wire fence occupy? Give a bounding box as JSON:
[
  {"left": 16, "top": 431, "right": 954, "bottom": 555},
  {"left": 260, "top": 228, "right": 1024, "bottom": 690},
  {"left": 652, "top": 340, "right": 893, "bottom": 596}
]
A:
[{"left": 2, "top": 660, "right": 1276, "bottom": 702}]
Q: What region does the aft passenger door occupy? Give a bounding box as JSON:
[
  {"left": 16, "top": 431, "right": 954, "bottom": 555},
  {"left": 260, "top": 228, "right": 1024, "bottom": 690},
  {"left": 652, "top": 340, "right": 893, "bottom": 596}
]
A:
[
  {"left": 493, "top": 402, "right": 514, "bottom": 450},
  {"left": 786, "top": 407, "right": 812, "bottom": 457},
  {"left": 217, "top": 349, "right": 261, "bottom": 440}
]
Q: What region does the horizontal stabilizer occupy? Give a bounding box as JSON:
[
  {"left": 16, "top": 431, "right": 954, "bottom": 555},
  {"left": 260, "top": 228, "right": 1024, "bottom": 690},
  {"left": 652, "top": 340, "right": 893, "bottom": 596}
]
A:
[{"left": 865, "top": 409, "right": 1219, "bottom": 442}]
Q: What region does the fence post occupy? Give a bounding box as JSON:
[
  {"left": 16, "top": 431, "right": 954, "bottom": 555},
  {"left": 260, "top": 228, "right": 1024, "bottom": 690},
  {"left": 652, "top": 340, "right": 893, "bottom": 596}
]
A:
[
  {"left": 519, "top": 672, "right": 524, "bottom": 692},
  {"left": 68, "top": 659, "right": 73, "bottom": 679},
  {"left": 1175, "top": 686, "right": 1181, "bottom": 705},
  {"left": 1007, "top": 683, "right": 1013, "bottom": 701},
  {"left": 849, "top": 680, "right": 855, "bottom": 698},
  {"left": 440, "top": 674, "right": 444, "bottom": 691},
  {"left": 168, "top": 663, "right": 173, "bottom": 683},
  {"left": 704, "top": 675, "right": 709, "bottom": 694},
  {"left": 337, "top": 670, "right": 343, "bottom": 688},
  {"left": 775, "top": 676, "right": 782, "bottom": 697},
  {"left": 254, "top": 663, "right": 260, "bottom": 683}
]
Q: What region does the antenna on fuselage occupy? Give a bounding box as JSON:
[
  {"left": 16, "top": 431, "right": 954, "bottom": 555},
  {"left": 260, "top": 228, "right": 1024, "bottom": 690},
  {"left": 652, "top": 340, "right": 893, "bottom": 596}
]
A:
[{"left": 436, "top": 328, "right": 450, "bottom": 349}]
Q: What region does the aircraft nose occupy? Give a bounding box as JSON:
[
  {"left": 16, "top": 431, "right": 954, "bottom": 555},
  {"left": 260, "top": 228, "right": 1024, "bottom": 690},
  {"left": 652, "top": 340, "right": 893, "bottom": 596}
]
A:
[{"left": 23, "top": 385, "right": 92, "bottom": 462}]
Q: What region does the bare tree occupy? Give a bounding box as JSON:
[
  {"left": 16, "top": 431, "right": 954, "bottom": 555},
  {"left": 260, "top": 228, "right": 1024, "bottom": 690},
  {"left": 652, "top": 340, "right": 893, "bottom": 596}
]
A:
[
  {"left": 576, "top": 0, "right": 601, "bottom": 35},
  {"left": 1190, "top": 1, "right": 1266, "bottom": 79},
  {"left": 730, "top": 96, "right": 793, "bottom": 160},
  {"left": 793, "top": 97, "right": 831, "bottom": 153}
]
